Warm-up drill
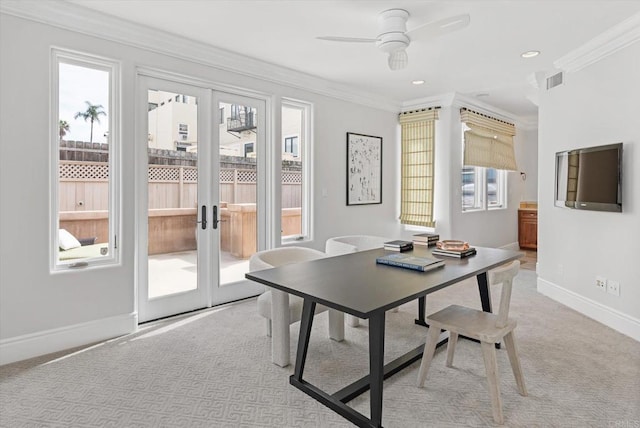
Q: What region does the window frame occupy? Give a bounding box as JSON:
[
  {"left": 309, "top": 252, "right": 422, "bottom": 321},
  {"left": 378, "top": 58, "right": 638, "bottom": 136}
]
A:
[
  {"left": 50, "top": 48, "right": 121, "bottom": 272},
  {"left": 244, "top": 142, "right": 255, "bottom": 157},
  {"left": 461, "top": 123, "right": 507, "bottom": 213},
  {"left": 461, "top": 165, "right": 507, "bottom": 212},
  {"left": 281, "top": 98, "right": 312, "bottom": 244},
  {"left": 284, "top": 136, "right": 299, "bottom": 157},
  {"left": 486, "top": 167, "right": 507, "bottom": 210}
]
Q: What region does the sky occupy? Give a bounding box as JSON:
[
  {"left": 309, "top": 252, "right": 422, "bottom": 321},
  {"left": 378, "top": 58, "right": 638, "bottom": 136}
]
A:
[{"left": 59, "top": 63, "right": 109, "bottom": 144}]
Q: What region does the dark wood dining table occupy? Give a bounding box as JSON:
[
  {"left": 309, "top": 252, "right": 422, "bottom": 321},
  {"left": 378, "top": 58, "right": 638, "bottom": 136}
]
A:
[{"left": 246, "top": 245, "right": 522, "bottom": 428}]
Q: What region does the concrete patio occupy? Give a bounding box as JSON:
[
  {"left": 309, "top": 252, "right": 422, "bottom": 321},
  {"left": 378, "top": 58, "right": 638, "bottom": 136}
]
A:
[{"left": 148, "top": 250, "right": 250, "bottom": 298}]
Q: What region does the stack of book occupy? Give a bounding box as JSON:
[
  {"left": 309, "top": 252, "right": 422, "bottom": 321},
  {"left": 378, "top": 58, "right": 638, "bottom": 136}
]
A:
[
  {"left": 383, "top": 240, "right": 413, "bottom": 252},
  {"left": 376, "top": 253, "right": 445, "bottom": 272},
  {"left": 432, "top": 240, "right": 477, "bottom": 258},
  {"left": 412, "top": 233, "right": 440, "bottom": 247},
  {"left": 432, "top": 247, "right": 477, "bottom": 258}
]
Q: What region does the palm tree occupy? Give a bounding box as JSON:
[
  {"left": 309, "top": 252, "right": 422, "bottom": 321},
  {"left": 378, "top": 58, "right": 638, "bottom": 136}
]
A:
[
  {"left": 74, "top": 101, "right": 106, "bottom": 143},
  {"left": 59, "top": 120, "right": 70, "bottom": 142}
]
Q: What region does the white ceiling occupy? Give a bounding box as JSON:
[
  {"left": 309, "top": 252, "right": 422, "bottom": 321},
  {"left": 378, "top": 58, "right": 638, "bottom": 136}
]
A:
[{"left": 68, "top": 0, "right": 640, "bottom": 120}]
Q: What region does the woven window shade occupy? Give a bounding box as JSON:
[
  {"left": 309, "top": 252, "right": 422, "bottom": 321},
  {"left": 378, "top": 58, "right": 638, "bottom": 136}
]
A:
[
  {"left": 461, "top": 109, "right": 518, "bottom": 171},
  {"left": 399, "top": 109, "right": 438, "bottom": 227}
]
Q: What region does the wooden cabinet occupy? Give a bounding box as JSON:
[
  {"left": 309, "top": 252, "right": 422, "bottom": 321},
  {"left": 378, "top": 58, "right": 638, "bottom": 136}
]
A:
[{"left": 518, "top": 209, "right": 537, "bottom": 250}]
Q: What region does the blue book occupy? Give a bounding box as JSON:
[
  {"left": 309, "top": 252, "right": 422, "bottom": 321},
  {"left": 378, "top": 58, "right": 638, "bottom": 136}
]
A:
[{"left": 376, "top": 253, "right": 445, "bottom": 272}]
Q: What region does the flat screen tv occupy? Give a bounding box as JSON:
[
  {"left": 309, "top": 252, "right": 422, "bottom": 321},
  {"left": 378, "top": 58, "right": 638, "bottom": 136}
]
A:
[{"left": 555, "top": 143, "right": 622, "bottom": 212}]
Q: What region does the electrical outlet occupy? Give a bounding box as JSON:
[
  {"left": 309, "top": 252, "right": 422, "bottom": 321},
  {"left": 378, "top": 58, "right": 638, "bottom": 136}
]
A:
[
  {"left": 607, "top": 280, "right": 620, "bottom": 296},
  {"left": 596, "top": 276, "right": 607, "bottom": 292}
]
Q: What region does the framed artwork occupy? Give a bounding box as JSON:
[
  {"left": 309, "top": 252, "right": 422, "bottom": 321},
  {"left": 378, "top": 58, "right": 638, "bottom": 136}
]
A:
[{"left": 346, "top": 132, "right": 382, "bottom": 205}]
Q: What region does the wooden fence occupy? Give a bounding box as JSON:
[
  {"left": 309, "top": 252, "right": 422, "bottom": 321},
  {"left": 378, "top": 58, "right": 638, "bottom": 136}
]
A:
[{"left": 59, "top": 161, "right": 301, "bottom": 211}]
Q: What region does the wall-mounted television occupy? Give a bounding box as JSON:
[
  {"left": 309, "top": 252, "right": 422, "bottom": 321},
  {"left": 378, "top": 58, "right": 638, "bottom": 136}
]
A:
[{"left": 555, "top": 143, "right": 622, "bottom": 212}]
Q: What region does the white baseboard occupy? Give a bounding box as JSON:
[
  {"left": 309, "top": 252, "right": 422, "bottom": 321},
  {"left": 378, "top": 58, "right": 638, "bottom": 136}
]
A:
[
  {"left": 0, "top": 312, "right": 137, "bottom": 366},
  {"left": 537, "top": 277, "right": 640, "bottom": 342}
]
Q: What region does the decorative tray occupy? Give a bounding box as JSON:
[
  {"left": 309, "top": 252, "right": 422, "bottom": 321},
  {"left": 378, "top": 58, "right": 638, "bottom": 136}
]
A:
[{"left": 436, "top": 240, "right": 470, "bottom": 251}]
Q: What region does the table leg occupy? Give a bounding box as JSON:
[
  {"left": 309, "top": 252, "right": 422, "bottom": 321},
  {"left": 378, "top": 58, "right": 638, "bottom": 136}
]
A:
[
  {"left": 293, "top": 299, "right": 316, "bottom": 381},
  {"left": 368, "top": 311, "right": 385, "bottom": 427},
  {"left": 415, "top": 296, "right": 427, "bottom": 326},
  {"left": 271, "top": 289, "right": 291, "bottom": 367}
]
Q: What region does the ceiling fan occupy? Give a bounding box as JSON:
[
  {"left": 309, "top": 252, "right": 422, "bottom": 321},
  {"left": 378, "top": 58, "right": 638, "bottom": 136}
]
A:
[{"left": 317, "top": 9, "right": 470, "bottom": 71}]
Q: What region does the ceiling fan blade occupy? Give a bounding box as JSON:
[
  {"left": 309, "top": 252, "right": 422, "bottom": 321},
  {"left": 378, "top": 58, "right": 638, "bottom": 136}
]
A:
[
  {"left": 316, "top": 36, "right": 379, "bottom": 43},
  {"left": 405, "top": 14, "right": 470, "bottom": 40}
]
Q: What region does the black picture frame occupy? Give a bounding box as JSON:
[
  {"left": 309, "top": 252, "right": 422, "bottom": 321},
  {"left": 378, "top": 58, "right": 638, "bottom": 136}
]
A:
[{"left": 346, "top": 132, "right": 382, "bottom": 205}]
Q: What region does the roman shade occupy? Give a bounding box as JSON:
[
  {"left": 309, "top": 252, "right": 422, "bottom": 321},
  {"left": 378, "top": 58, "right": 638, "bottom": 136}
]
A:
[
  {"left": 461, "top": 108, "right": 518, "bottom": 171},
  {"left": 399, "top": 108, "right": 439, "bottom": 228}
]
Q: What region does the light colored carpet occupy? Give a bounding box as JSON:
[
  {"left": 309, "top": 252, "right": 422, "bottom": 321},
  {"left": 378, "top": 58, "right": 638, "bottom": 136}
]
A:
[{"left": 1, "top": 269, "right": 639, "bottom": 427}]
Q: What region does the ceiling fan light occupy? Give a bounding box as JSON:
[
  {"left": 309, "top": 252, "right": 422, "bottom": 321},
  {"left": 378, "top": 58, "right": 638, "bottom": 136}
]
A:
[{"left": 388, "top": 50, "right": 408, "bottom": 70}]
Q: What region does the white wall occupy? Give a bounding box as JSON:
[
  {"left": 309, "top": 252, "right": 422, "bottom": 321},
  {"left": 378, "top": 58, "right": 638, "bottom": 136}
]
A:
[
  {"left": 518, "top": 128, "right": 539, "bottom": 202},
  {"left": 537, "top": 41, "right": 640, "bottom": 340},
  {"left": 0, "top": 13, "right": 399, "bottom": 363}
]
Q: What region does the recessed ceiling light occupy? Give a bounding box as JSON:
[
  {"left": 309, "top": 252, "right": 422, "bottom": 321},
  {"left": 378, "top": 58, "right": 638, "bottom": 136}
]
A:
[
  {"left": 521, "top": 50, "right": 540, "bottom": 58},
  {"left": 476, "top": 93, "right": 490, "bottom": 97},
  {"left": 412, "top": 80, "right": 425, "bottom": 85}
]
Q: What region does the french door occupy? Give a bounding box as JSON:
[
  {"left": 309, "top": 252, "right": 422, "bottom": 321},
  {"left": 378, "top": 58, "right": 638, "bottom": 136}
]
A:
[{"left": 137, "top": 74, "right": 266, "bottom": 322}]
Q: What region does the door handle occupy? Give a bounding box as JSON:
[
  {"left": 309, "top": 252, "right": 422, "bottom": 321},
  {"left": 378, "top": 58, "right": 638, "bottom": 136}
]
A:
[
  {"left": 196, "top": 205, "right": 207, "bottom": 229},
  {"left": 212, "top": 205, "right": 219, "bottom": 229}
]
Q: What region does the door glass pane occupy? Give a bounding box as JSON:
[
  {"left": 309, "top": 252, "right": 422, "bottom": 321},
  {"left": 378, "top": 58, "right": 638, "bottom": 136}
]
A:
[
  {"left": 57, "top": 62, "right": 111, "bottom": 265},
  {"left": 147, "top": 90, "right": 198, "bottom": 298},
  {"left": 281, "top": 104, "right": 303, "bottom": 239},
  {"left": 218, "top": 102, "right": 257, "bottom": 285}
]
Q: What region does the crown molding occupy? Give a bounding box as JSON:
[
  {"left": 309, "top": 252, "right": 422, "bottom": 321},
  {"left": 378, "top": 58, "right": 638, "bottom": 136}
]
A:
[
  {"left": 400, "top": 93, "right": 456, "bottom": 111},
  {"left": 0, "top": 0, "right": 401, "bottom": 112},
  {"left": 403, "top": 92, "right": 538, "bottom": 130},
  {"left": 451, "top": 93, "right": 516, "bottom": 121},
  {"left": 452, "top": 94, "right": 539, "bottom": 130},
  {"left": 554, "top": 12, "right": 640, "bottom": 73}
]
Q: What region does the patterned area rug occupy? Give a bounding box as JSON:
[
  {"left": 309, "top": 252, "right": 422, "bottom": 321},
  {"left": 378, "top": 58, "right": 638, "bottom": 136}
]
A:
[{"left": 1, "top": 269, "right": 639, "bottom": 427}]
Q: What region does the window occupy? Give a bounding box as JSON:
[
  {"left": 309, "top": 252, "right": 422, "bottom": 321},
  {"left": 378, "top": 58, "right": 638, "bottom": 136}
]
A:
[
  {"left": 399, "top": 108, "right": 439, "bottom": 228},
  {"left": 244, "top": 142, "right": 254, "bottom": 157},
  {"left": 281, "top": 100, "right": 311, "bottom": 242},
  {"left": 461, "top": 165, "right": 506, "bottom": 211},
  {"left": 231, "top": 104, "right": 240, "bottom": 119},
  {"left": 52, "top": 49, "right": 120, "bottom": 270},
  {"left": 459, "top": 107, "right": 515, "bottom": 213},
  {"left": 175, "top": 142, "right": 192, "bottom": 152},
  {"left": 178, "top": 123, "right": 188, "bottom": 141},
  {"left": 284, "top": 136, "right": 299, "bottom": 157}
]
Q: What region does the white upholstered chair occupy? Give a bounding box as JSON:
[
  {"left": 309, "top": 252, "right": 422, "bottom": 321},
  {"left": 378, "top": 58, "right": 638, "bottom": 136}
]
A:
[
  {"left": 325, "top": 235, "right": 396, "bottom": 327},
  {"left": 416, "top": 260, "right": 527, "bottom": 424},
  {"left": 325, "top": 235, "right": 390, "bottom": 257},
  {"left": 250, "top": 246, "right": 344, "bottom": 367}
]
